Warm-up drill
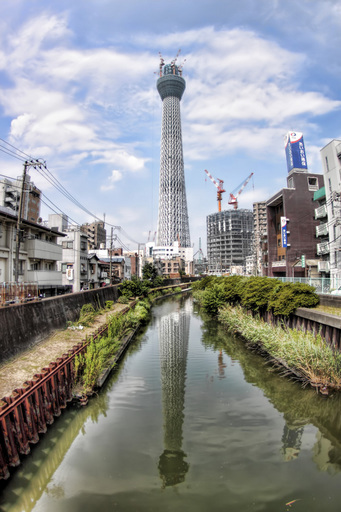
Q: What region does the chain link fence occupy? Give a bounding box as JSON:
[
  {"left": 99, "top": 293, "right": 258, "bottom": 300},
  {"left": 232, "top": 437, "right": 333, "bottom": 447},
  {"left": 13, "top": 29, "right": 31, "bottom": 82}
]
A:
[{"left": 272, "top": 277, "right": 340, "bottom": 294}]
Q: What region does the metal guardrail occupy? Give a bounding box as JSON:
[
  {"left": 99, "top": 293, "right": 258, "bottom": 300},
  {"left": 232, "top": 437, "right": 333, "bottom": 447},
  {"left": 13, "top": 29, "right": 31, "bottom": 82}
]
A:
[
  {"left": 0, "top": 282, "right": 39, "bottom": 306},
  {"left": 272, "top": 276, "right": 340, "bottom": 295}
]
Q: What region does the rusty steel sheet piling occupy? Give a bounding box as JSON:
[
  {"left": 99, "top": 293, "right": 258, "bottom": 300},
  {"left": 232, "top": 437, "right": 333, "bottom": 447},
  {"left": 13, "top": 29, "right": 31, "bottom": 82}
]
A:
[
  {"left": 0, "top": 303, "right": 135, "bottom": 480},
  {"left": 0, "top": 338, "right": 95, "bottom": 480}
]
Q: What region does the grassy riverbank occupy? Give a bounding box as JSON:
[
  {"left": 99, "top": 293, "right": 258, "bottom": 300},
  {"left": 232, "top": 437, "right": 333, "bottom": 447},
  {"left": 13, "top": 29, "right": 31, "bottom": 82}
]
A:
[
  {"left": 218, "top": 305, "right": 341, "bottom": 393},
  {"left": 192, "top": 275, "right": 341, "bottom": 395},
  {"left": 73, "top": 285, "right": 185, "bottom": 394},
  {"left": 74, "top": 299, "right": 151, "bottom": 393}
]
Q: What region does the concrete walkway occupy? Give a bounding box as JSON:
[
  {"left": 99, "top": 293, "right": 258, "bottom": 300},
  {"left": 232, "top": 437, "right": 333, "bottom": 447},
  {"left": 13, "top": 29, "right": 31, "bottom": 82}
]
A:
[{"left": 0, "top": 302, "right": 128, "bottom": 399}]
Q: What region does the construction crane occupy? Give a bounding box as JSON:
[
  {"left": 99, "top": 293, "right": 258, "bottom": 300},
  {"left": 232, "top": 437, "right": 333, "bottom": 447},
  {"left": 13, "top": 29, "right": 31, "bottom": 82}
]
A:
[
  {"left": 228, "top": 172, "right": 254, "bottom": 210},
  {"left": 204, "top": 169, "right": 226, "bottom": 212}
]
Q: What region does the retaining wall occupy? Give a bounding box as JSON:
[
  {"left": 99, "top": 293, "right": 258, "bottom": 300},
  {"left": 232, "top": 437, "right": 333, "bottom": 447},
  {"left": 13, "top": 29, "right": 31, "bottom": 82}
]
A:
[
  {"left": 0, "top": 286, "right": 119, "bottom": 364},
  {"left": 259, "top": 307, "right": 341, "bottom": 350},
  {"left": 318, "top": 294, "right": 341, "bottom": 308}
]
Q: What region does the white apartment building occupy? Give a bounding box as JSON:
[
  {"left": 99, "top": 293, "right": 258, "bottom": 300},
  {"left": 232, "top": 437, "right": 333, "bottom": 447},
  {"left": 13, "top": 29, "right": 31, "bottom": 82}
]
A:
[
  {"left": 320, "top": 140, "right": 341, "bottom": 285},
  {"left": 48, "top": 214, "right": 90, "bottom": 292},
  {"left": 0, "top": 206, "right": 64, "bottom": 296},
  {"left": 60, "top": 227, "right": 89, "bottom": 292}
]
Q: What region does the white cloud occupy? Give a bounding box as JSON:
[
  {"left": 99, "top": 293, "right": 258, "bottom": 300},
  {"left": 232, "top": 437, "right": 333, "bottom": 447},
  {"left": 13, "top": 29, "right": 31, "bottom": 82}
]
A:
[{"left": 101, "top": 169, "right": 122, "bottom": 191}]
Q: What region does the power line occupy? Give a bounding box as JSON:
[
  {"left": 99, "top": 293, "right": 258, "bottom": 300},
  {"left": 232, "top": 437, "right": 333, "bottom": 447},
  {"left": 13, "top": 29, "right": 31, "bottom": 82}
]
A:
[
  {"left": 0, "top": 137, "right": 32, "bottom": 160},
  {"left": 0, "top": 139, "right": 145, "bottom": 244},
  {"left": 0, "top": 146, "right": 26, "bottom": 162}
]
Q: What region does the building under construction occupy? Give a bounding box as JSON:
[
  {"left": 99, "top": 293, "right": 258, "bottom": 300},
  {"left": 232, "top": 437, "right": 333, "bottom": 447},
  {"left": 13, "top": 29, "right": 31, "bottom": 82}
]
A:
[{"left": 206, "top": 209, "right": 254, "bottom": 274}]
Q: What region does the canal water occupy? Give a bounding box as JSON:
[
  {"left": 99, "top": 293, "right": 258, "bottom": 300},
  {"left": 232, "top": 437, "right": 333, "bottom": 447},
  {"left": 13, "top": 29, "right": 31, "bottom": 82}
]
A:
[{"left": 1, "top": 294, "right": 341, "bottom": 511}]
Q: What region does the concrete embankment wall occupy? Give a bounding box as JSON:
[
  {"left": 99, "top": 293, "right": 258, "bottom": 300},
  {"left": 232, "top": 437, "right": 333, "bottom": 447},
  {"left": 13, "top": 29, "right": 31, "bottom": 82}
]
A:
[
  {"left": 0, "top": 286, "right": 119, "bottom": 364},
  {"left": 318, "top": 294, "right": 341, "bottom": 308}
]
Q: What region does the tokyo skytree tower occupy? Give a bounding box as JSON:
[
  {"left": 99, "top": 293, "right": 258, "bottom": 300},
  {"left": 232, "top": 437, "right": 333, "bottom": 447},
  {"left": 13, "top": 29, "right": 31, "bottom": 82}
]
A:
[{"left": 156, "top": 55, "right": 191, "bottom": 248}]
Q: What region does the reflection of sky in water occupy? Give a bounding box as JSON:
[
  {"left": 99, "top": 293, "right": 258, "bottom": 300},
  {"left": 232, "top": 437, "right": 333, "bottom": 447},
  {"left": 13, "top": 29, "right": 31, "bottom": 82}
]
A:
[{"left": 2, "top": 296, "right": 341, "bottom": 511}]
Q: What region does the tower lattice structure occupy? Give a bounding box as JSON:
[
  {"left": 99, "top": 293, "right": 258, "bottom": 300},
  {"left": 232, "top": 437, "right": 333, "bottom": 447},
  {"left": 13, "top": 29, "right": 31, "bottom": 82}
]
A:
[{"left": 156, "top": 60, "right": 191, "bottom": 248}]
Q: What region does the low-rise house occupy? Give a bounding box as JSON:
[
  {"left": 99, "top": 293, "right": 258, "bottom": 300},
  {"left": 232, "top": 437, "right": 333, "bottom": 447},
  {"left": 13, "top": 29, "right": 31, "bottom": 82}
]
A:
[{"left": 87, "top": 253, "right": 103, "bottom": 289}]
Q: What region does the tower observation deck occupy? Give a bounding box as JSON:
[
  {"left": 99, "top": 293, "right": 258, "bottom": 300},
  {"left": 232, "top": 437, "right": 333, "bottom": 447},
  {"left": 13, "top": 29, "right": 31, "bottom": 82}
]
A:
[{"left": 156, "top": 59, "right": 191, "bottom": 248}]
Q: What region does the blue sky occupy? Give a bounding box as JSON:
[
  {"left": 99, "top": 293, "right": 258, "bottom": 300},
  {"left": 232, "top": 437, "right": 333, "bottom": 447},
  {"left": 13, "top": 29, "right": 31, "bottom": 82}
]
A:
[{"left": 0, "top": 0, "right": 340, "bottom": 254}]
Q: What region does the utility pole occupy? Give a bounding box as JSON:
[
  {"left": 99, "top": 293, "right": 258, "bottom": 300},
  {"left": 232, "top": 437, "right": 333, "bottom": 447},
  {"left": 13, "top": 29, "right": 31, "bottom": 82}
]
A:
[
  {"left": 14, "top": 159, "right": 46, "bottom": 285},
  {"left": 14, "top": 162, "right": 28, "bottom": 284}
]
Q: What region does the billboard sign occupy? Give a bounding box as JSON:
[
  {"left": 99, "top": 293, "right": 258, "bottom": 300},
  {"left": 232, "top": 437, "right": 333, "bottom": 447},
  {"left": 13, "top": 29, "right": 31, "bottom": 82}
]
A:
[
  {"left": 66, "top": 268, "right": 74, "bottom": 281},
  {"left": 284, "top": 132, "right": 308, "bottom": 172},
  {"left": 281, "top": 217, "right": 288, "bottom": 248}
]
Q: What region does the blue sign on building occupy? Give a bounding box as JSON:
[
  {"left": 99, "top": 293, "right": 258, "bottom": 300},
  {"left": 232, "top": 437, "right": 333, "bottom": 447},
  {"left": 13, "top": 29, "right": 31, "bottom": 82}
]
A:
[
  {"left": 285, "top": 132, "right": 308, "bottom": 173},
  {"left": 281, "top": 217, "right": 287, "bottom": 248}
]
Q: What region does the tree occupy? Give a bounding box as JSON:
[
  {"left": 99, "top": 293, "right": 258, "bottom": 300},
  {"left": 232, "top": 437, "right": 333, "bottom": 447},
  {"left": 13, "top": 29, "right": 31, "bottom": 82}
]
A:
[{"left": 142, "top": 262, "right": 158, "bottom": 281}]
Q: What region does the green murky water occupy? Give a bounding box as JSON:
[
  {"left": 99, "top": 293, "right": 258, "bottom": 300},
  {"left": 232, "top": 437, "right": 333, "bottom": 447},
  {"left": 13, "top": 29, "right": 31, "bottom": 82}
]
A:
[{"left": 1, "top": 295, "right": 341, "bottom": 511}]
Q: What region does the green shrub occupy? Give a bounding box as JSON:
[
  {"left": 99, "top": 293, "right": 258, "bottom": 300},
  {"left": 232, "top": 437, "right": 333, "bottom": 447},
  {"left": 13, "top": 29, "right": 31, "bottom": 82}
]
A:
[
  {"left": 201, "top": 283, "right": 229, "bottom": 316},
  {"left": 153, "top": 276, "right": 164, "bottom": 288},
  {"left": 240, "top": 276, "right": 279, "bottom": 312},
  {"left": 117, "top": 295, "right": 129, "bottom": 304},
  {"left": 119, "top": 277, "right": 152, "bottom": 298},
  {"left": 105, "top": 300, "right": 114, "bottom": 309},
  {"left": 78, "top": 303, "right": 96, "bottom": 326},
  {"left": 268, "top": 282, "right": 319, "bottom": 316}
]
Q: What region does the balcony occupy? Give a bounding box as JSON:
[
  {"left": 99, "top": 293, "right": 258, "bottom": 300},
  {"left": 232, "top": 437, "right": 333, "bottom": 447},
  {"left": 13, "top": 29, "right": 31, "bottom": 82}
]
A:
[
  {"left": 271, "top": 260, "right": 286, "bottom": 268},
  {"left": 25, "top": 239, "right": 62, "bottom": 261},
  {"left": 26, "top": 270, "right": 62, "bottom": 286},
  {"left": 316, "top": 223, "right": 329, "bottom": 237},
  {"left": 315, "top": 204, "right": 328, "bottom": 220},
  {"left": 318, "top": 261, "right": 330, "bottom": 273},
  {"left": 317, "top": 242, "right": 330, "bottom": 255}
]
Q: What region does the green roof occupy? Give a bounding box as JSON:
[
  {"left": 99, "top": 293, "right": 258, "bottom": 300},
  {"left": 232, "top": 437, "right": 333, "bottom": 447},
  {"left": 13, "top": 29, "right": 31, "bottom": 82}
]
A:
[{"left": 314, "top": 186, "right": 325, "bottom": 201}]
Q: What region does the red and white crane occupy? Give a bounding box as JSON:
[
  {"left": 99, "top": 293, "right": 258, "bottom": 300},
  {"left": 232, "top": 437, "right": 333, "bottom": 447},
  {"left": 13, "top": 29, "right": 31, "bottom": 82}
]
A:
[
  {"left": 228, "top": 172, "right": 254, "bottom": 210},
  {"left": 204, "top": 169, "right": 226, "bottom": 212}
]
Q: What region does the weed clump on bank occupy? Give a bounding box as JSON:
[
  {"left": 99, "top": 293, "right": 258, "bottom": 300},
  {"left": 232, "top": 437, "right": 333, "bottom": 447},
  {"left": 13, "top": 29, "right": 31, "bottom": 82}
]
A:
[
  {"left": 219, "top": 305, "right": 341, "bottom": 392},
  {"left": 73, "top": 299, "right": 151, "bottom": 393}
]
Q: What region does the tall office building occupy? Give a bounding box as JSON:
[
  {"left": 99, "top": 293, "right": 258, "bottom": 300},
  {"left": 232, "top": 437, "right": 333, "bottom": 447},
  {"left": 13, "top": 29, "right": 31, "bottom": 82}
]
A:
[{"left": 156, "top": 57, "right": 191, "bottom": 248}]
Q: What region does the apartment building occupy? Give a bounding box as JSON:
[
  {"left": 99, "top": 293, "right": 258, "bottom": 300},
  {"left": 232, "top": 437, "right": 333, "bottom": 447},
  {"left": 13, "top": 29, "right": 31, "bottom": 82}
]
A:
[
  {"left": 81, "top": 221, "right": 106, "bottom": 250},
  {"left": 0, "top": 206, "right": 65, "bottom": 296},
  {"left": 266, "top": 170, "right": 323, "bottom": 278},
  {"left": 0, "top": 176, "right": 41, "bottom": 223},
  {"left": 320, "top": 139, "right": 341, "bottom": 285}
]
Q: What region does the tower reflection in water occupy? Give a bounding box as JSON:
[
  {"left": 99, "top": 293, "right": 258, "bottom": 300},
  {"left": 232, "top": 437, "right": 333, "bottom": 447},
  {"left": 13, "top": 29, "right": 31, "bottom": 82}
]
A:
[{"left": 158, "top": 299, "right": 191, "bottom": 487}]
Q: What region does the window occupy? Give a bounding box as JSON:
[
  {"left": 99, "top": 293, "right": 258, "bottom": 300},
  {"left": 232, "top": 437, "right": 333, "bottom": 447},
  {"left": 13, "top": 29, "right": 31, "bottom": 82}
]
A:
[
  {"left": 288, "top": 177, "right": 294, "bottom": 189},
  {"left": 62, "top": 241, "right": 73, "bottom": 249},
  {"left": 307, "top": 177, "right": 318, "bottom": 191},
  {"left": 61, "top": 263, "right": 67, "bottom": 273},
  {"left": 325, "top": 156, "right": 329, "bottom": 172}
]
